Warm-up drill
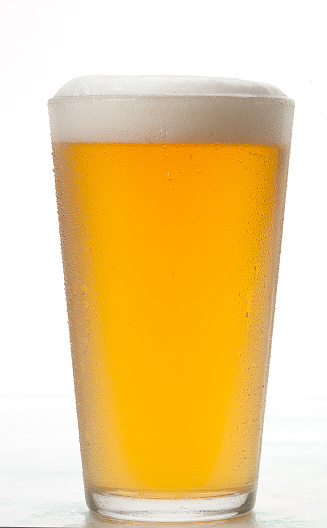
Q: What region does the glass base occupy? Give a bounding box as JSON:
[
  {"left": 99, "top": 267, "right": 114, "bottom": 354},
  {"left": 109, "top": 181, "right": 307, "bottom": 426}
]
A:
[{"left": 86, "top": 487, "right": 257, "bottom": 522}]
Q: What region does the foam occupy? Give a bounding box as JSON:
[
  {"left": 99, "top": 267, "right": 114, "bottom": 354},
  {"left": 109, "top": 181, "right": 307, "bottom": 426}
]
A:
[
  {"left": 54, "top": 75, "right": 288, "bottom": 98},
  {"left": 48, "top": 76, "right": 294, "bottom": 144}
]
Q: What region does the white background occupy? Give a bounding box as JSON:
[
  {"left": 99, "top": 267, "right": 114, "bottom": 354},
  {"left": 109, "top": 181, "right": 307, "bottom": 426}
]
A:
[{"left": 1, "top": 0, "right": 326, "bottom": 400}]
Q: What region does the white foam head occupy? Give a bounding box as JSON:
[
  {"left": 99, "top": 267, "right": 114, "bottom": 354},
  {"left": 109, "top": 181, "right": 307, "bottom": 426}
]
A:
[{"left": 48, "top": 76, "right": 294, "bottom": 145}]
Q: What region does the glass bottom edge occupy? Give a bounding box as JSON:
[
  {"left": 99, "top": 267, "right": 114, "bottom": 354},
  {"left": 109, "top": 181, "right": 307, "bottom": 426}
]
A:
[{"left": 86, "top": 487, "right": 257, "bottom": 522}]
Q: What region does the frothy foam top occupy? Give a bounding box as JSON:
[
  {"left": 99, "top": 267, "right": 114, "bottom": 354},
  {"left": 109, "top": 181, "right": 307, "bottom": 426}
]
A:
[
  {"left": 54, "top": 75, "right": 287, "bottom": 98},
  {"left": 48, "top": 76, "right": 294, "bottom": 144}
]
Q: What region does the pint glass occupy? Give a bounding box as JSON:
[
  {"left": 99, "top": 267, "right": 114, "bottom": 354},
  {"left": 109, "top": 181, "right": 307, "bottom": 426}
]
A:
[{"left": 48, "top": 76, "right": 294, "bottom": 521}]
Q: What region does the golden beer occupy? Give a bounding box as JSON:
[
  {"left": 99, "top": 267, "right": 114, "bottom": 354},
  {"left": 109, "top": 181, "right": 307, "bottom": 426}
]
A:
[{"left": 49, "top": 77, "right": 294, "bottom": 521}]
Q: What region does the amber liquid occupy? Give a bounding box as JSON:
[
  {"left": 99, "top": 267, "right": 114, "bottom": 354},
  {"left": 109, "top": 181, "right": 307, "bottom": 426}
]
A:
[{"left": 53, "top": 142, "right": 287, "bottom": 497}]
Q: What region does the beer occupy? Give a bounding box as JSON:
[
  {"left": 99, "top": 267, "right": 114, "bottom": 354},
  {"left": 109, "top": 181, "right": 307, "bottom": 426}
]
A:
[{"left": 49, "top": 76, "right": 294, "bottom": 520}]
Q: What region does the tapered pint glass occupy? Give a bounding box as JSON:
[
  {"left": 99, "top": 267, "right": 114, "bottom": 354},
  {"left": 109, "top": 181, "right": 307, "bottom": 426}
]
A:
[{"left": 48, "top": 76, "right": 294, "bottom": 521}]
